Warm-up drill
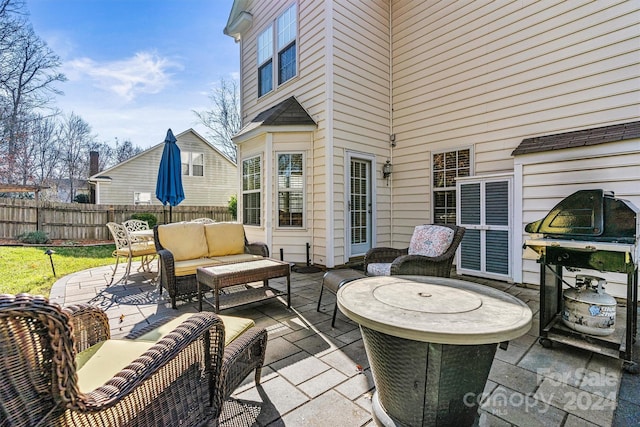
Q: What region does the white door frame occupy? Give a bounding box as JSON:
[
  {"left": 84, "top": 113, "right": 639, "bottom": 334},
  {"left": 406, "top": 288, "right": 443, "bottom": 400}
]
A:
[{"left": 345, "top": 151, "right": 376, "bottom": 260}]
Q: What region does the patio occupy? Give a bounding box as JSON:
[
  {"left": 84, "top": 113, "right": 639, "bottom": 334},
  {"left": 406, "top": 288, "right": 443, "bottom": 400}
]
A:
[{"left": 49, "top": 262, "right": 639, "bottom": 426}]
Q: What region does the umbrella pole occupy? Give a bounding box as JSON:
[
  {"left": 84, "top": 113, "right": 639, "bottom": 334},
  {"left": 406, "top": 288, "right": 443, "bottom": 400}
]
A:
[{"left": 169, "top": 205, "right": 172, "bottom": 223}]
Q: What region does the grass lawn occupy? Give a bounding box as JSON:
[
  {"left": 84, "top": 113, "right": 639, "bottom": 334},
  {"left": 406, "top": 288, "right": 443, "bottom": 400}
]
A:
[{"left": 0, "top": 245, "right": 116, "bottom": 297}]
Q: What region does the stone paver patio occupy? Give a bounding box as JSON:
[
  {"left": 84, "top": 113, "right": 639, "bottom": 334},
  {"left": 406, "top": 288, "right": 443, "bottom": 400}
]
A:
[{"left": 49, "top": 262, "right": 639, "bottom": 426}]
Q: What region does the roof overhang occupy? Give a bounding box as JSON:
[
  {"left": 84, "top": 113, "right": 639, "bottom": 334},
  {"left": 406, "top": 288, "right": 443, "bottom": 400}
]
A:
[
  {"left": 233, "top": 124, "right": 317, "bottom": 144},
  {"left": 224, "top": 0, "right": 252, "bottom": 42}
]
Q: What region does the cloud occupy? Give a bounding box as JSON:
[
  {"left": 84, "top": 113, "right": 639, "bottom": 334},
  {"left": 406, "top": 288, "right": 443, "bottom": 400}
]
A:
[{"left": 65, "top": 52, "right": 182, "bottom": 102}]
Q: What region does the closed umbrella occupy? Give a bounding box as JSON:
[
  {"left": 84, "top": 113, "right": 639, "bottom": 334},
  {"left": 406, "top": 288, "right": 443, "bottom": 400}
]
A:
[{"left": 156, "top": 128, "right": 184, "bottom": 222}]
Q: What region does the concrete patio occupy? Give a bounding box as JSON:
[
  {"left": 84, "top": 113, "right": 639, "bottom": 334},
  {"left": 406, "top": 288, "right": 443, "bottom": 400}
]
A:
[{"left": 49, "top": 262, "right": 639, "bottom": 427}]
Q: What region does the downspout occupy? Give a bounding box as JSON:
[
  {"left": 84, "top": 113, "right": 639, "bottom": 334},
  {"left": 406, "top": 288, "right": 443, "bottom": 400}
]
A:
[
  {"left": 325, "top": 0, "right": 335, "bottom": 267},
  {"left": 265, "top": 134, "right": 273, "bottom": 251},
  {"left": 388, "top": 1, "right": 394, "bottom": 245}
]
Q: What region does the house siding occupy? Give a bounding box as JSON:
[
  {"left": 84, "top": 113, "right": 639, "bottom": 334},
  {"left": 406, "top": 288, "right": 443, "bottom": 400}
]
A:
[
  {"left": 331, "top": 0, "right": 391, "bottom": 264},
  {"left": 93, "top": 130, "right": 236, "bottom": 207},
  {"left": 517, "top": 139, "right": 640, "bottom": 298},
  {"left": 391, "top": 0, "right": 640, "bottom": 246}
]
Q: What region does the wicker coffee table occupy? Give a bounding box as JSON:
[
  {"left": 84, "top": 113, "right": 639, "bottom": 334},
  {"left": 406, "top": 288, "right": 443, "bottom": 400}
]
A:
[
  {"left": 338, "top": 275, "right": 532, "bottom": 426},
  {"left": 196, "top": 259, "right": 291, "bottom": 313}
]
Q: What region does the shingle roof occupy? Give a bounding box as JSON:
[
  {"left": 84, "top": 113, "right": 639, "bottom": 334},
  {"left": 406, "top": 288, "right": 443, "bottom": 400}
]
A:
[
  {"left": 251, "top": 96, "right": 316, "bottom": 126},
  {"left": 512, "top": 121, "right": 640, "bottom": 156}
]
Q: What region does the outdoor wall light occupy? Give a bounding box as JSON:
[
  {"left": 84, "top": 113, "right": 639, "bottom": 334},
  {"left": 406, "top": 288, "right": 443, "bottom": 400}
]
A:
[
  {"left": 382, "top": 160, "right": 393, "bottom": 179},
  {"left": 44, "top": 249, "right": 56, "bottom": 277}
]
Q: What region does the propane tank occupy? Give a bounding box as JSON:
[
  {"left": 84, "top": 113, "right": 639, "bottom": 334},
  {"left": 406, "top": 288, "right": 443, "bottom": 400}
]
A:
[{"left": 562, "top": 275, "right": 616, "bottom": 336}]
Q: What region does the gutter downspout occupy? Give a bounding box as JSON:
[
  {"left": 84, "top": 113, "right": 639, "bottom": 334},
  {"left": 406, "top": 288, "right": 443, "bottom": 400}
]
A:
[
  {"left": 388, "top": 1, "right": 394, "bottom": 245},
  {"left": 325, "top": 0, "right": 335, "bottom": 267}
]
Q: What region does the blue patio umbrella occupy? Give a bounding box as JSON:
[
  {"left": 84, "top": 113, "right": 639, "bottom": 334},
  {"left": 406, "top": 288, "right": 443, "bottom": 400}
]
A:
[{"left": 156, "top": 129, "right": 184, "bottom": 222}]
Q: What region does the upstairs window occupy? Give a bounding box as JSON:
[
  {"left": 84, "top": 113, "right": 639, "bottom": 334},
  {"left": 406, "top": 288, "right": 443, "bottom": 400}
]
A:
[
  {"left": 257, "top": 26, "right": 273, "bottom": 97},
  {"left": 277, "top": 5, "right": 297, "bottom": 84},
  {"left": 181, "top": 152, "right": 204, "bottom": 176},
  {"left": 257, "top": 4, "right": 297, "bottom": 98}
]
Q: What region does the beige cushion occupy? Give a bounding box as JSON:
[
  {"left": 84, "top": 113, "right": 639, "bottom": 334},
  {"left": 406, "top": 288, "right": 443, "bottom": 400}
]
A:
[
  {"left": 115, "top": 241, "right": 156, "bottom": 257},
  {"left": 75, "top": 340, "right": 154, "bottom": 393},
  {"left": 174, "top": 258, "right": 221, "bottom": 276},
  {"left": 134, "top": 313, "right": 255, "bottom": 347},
  {"left": 205, "top": 223, "right": 246, "bottom": 257},
  {"left": 210, "top": 254, "right": 263, "bottom": 264},
  {"left": 158, "top": 222, "right": 208, "bottom": 261}
]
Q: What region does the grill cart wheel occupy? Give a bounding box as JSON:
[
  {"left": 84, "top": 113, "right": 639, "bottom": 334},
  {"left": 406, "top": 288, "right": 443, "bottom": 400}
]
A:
[{"left": 539, "top": 338, "right": 553, "bottom": 348}]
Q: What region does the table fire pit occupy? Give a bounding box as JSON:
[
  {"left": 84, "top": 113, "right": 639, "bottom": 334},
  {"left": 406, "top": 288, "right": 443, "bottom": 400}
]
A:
[{"left": 337, "top": 275, "right": 532, "bottom": 426}]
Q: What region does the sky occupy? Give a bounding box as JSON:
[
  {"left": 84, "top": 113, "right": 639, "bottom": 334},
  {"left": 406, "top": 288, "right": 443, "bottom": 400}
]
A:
[{"left": 26, "top": 0, "right": 239, "bottom": 148}]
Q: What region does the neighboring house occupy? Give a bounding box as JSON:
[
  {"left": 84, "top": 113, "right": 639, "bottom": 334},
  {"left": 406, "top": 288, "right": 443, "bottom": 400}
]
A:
[
  {"left": 45, "top": 178, "right": 90, "bottom": 203},
  {"left": 89, "top": 129, "right": 237, "bottom": 207},
  {"left": 224, "top": 1, "right": 640, "bottom": 296}
]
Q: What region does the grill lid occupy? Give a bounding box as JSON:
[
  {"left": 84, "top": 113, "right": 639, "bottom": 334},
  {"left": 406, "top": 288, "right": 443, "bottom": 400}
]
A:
[{"left": 525, "top": 189, "right": 638, "bottom": 243}]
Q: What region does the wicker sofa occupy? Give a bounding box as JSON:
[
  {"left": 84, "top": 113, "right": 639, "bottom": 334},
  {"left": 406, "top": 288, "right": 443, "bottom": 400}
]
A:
[
  {"left": 0, "top": 293, "right": 267, "bottom": 427},
  {"left": 154, "top": 222, "right": 269, "bottom": 309}
]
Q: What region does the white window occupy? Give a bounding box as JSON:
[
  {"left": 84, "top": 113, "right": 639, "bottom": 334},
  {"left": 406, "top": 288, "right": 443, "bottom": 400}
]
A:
[
  {"left": 257, "top": 26, "right": 273, "bottom": 97},
  {"left": 242, "top": 156, "right": 261, "bottom": 226},
  {"left": 277, "top": 153, "right": 304, "bottom": 227},
  {"left": 181, "top": 152, "right": 204, "bottom": 176},
  {"left": 134, "top": 192, "right": 151, "bottom": 205},
  {"left": 257, "top": 4, "right": 297, "bottom": 97},
  {"left": 432, "top": 148, "right": 471, "bottom": 224}
]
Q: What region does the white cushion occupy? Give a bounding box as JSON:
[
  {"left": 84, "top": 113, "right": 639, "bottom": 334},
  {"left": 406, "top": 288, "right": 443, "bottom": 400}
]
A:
[
  {"left": 408, "top": 225, "right": 455, "bottom": 257},
  {"left": 367, "top": 263, "right": 392, "bottom": 276}
]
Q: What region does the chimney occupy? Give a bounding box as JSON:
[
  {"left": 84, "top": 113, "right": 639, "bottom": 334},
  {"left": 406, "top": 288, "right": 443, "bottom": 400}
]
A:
[{"left": 89, "top": 151, "right": 99, "bottom": 176}]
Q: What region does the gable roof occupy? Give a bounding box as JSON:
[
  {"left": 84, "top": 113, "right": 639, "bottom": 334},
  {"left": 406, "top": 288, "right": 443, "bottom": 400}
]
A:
[
  {"left": 89, "top": 128, "right": 235, "bottom": 181},
  {"left": 512, "top": 121, "right": 640, "bottom": 156},
  {"left": 234, "top": 96, "right": 317, "bottom": 140}
]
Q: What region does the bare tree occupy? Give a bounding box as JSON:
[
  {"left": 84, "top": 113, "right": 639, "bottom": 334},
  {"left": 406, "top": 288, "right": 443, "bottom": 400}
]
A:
[
  {"left": 0, "top": 1, "right": 66, "bottom": 182},
  {"left": 114, "top": 137, "right": 143, "bottom": 164},
  {"left": 31, "top": 113, "right": 61, "bottom": 186},
  {"left": 193, "top": 77, "right": 241, "bottom": 162},
  {"left": 59, "top": 112, "right": 94, "bottom": 201}
]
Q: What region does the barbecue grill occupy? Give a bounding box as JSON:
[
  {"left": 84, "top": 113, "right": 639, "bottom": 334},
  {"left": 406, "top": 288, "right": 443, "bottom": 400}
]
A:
[{"left": 524, "top": 189, "right": 639, "bottom": 373}]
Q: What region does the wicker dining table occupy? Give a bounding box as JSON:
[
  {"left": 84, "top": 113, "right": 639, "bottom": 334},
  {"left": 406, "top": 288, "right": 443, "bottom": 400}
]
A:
[{"left": 337, "top": 275, "right": 532, "bottom": 427}]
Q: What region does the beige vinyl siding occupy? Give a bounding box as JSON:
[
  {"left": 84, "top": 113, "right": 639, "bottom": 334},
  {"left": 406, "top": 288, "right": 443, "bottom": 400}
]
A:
[
  {"left": 94, "top": 130, "right": 236, "bottom": 207},
  {"left": 238, "top": 0, "right": 328, "bottom": 264},
  {"left": 517, "top": 139, "right": 640, "bottom": 298},
  {"left": 331, "top": 0, "right": 391, "bottom": 260},
  {"left": 96, "top": 144, "right": 164, "bottom": 205},
  {"left": 391, "top": 0, "right": 640, "bottom": 246}
]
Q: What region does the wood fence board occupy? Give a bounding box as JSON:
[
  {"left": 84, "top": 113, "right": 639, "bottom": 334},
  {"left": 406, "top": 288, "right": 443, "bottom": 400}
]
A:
[{"left": 0, "top": 199, "right": 233, "bottom": 240}]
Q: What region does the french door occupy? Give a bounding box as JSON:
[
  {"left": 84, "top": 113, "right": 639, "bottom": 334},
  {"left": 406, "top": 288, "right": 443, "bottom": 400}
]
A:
[{"left": 348, "top": 154, "right": 372, "bottom": 257}]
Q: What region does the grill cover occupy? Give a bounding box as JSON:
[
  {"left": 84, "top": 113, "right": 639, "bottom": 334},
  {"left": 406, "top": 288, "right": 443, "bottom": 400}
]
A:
[{"left": 525, "top": 189, "right": 638, "bottom": 244}]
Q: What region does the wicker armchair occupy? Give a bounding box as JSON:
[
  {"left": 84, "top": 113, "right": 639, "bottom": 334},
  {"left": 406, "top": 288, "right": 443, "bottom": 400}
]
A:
[
  {"left": 0, "top": 294, "right": 266, "bottom": 427},
  {"left": 364, "top": 224, "right": 465, "bottom": 277}
]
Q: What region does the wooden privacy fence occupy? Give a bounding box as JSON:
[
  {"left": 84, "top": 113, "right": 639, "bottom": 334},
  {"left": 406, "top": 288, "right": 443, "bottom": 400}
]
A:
[{"left": 0, "top": 199, "right": 233, "bottom": 241}]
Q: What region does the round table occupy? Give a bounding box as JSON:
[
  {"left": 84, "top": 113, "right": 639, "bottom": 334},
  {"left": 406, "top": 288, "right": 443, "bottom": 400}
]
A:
[{"left": 337, "top": 275, "right": 532, "bottom": 427}]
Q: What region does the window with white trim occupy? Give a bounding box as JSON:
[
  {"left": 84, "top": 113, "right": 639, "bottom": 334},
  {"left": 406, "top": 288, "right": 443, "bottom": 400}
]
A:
[
  {"left": 257, "top": 4, "right": 297, "bottom": 98},
  {"left": 134, "top": 192, "right": 151, "bottom": 205},
  {"left": 277, "top": 153, "right": 304, "bottom": 227},
  {"left": 257, "top": 26, "right": 273, "bottom": 97},
  {"left": 432, "top": 148, "right": 471, "bottom": 224},
  {"left": 242, "top": 156, "right": 261, "bottom": 226},
  {"left": 181, "top": 152, "right": 204, "bottom": 176}
]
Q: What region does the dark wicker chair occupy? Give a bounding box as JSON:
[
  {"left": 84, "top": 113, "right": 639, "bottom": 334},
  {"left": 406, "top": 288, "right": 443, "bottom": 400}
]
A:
[
  {"left": 0, "top": 294, "right": 267, "bottom": 427},
  {"left": 153, "top": 225, "right": 270, "bottom": 309},
  {"left": 364, "top": 224, "right": 465, "bottom": 277}
]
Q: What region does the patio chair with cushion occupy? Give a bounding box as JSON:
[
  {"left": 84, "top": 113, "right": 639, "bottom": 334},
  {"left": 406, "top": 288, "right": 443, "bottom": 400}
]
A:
[
  {"left": 106, "top": 222, "right": 157, "bottom": 285},
  {"left": 0, "top": 293, "right": 267, "bottom": 426},
  {"left": 364, "top": 224, "right": 465, "bottom": 277}
]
